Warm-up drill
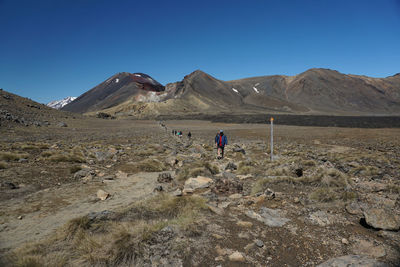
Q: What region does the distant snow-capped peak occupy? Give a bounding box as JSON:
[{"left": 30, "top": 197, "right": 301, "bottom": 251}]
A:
[{"left": 47, "top": 96, "right": 77, "bottom": 109}]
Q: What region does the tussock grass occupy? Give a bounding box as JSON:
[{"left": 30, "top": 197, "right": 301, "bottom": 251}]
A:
[
  {"left": 176, "top": 160, "right": 219, "bottom": 181},
  {"left": 251, "top": 166, "right": 351, "bottom": 195},
  {"left": 237, "top": 160, "right": 256, "bottom": 175},
  {"left": 302, "top": 159, "right": 316, "bottom": 167},
  {"left": 0, "top": 161, "right": 6, "bottom": 169},
  {"left": 309, "top": 188, "right": 357, "bottom": 203},
  {"left": 48, "top": 153, "right": 85, "bottom": 163},
  {"left": 350, "top": 165, "right": 379, "bottom": 176},
  {"left": 385, "top": 184, "right": 400, "bottom": 194},
  {"left": 7, "top": 194, "right": 208, "bottom": 266},
  {"left": 40, "top": 151, "right": 54, "bottom": 158},
  {"left": 0, "top": 152, "right": 29, "bottom": 161}
]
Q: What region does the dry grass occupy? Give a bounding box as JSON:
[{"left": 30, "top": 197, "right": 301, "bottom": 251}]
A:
[
  {"left": 6, "top": 194, "right": 208, "bottom": 266},
  {"left": 48, "top": 153, "right": 86, "bottom": 163},
  {"left": 69, "top": 165, "right": 82, "bottom": 174},
  {"left": 0, "top": 152, "right": 29, "bottom": 161}
]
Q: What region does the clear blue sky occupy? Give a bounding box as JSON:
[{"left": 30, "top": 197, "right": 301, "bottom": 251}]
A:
[{"left": 1, "top": 0, "right": 399, "bottom": 103}]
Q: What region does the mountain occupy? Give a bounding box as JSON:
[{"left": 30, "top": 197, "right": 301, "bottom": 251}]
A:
[
  {"left": 228, "top": 68, "right": 400, "bottom": 115},
  {"left": 62, "top": 72, "right": 165, "bottom": 113},
  {"left": 62, "top": 69, "right": 400, "bottom": 117},
  {"left": 0, "top": 89, "right": 77, "bottom": 127},
  {"left": 47, "top": 97, "right": 77, "bottom": 109}
]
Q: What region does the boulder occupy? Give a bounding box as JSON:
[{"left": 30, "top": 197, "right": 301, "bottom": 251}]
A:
[
  {"left": 183, "top": 176, "right": 213, "bottom": 194},
  {"left": 308, "top": 211, "right": 335, "bottom": 227},
  {"left": 97, "top": 189, "right": 110, "bottom": 200},
  {"left": 317, "top": 255, "right": 388, "bottom": 267},
  {"left": 232, "top": 147, "right": 246, "bottom": 154},
  {"left": 351, "top": 240, "right": 386, "bottom": 258},
  {"left": 246, "top": 207, "right": 290, "bottom": 227},
  {"left": 57, "top": 122, "right": 67, "bottom": 127},
  {"left": 363, "top": 208, "right": 400, "bottom": 231},
  {"left": 346, "top": 201, "right": 363, "bottom": 215}
]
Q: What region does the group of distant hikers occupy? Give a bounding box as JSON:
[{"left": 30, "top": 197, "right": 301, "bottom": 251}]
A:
[
  {"left": 172, "top": 129, "right": 191, "bottom": 139},
  {"left": 169, "top": 126, "right": 228, "bottom": 160}
]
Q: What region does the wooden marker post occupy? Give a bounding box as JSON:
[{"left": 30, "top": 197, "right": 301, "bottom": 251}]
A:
[{"left": 270, "top": 117, "right": 274, "bottom": 161}]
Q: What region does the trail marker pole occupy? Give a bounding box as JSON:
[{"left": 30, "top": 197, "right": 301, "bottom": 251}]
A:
[{"left": 270, "top": 117, "right": 274, "bottom": 161}]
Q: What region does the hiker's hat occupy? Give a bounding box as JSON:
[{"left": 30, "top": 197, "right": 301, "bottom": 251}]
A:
[{"left": 220, "top": 129, "right": 223, "bottom": 133}]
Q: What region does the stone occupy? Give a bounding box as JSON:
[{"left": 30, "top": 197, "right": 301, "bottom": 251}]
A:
[
  {"left": 293, "top": 197, "right": 300, "bottom": 204},
  {"left": 74, "top": 169, "right": 90, "bottom": 179},
  {"left": 57, "top": 122, "right": 67, "bottom": 127},
  {"left": 237, "top": 174, "right": 252, "bottom": 180},
  {"left": 2, "top": 182, "right": 17, "bottom": 189},
  {"left": 215, "top": 245, "right": 228, "bottom": 256},
  {"left": 172, "top": 189, "right": 183, "bottom": 197},
  {"left": 341, "top": 238, "right": 349, "bottom": 245},
  {"left": 246, "top": 207, "right": 290, "bottom": 227},
  {"left": 316, "top": 255, "right": 388, "bottom": 267},
  {"left": 212, "top": 233, "right": 224, "bottom": 240},
  {"left": 228, "top": 251, "right": 245, "bottom": 262},
  {"left": 87, "top": 210, "right": 113, "bottom": 221},
  {"left": 255, "top": 194, "right": 266, "bottom": 204},
  {"left": 363, "top": 208, "right": 400, "bottom": 231},
  {"left": 183, "top": 176, "right": 213, "bottom": 193},
  {"left": 346, "top": 201, "right": 363, "bottom": 215},
  {"left": 97, "top": 189, "right": 109, "bottom": 200},
  {"left": 265, "top": 188, "right": 275, "bottom": 199},
  {"left": 154, "top": 185, "right": 163, "bottom": 192},
  {"left": 229, "top": 193, "right": 242, "bottom": 199},
  {"left": 207, "top": 205, "right": 224, "bottom": 215},
  {"left": 18, "top": 158, "right": 28, "bottom": 163},
  {"left": 233, "top": 147, "right": 246, "bottom": 154},
  {"left": 116, "top": 171, "right": 128, "bottom": 179},
  {"left": 244, "top": 243, "right": 255, "bottom": 252},
  {"left": 157, "top": 172, "right": 173, "bottom": 183},
  {"left": 236, "top": 221, "right": 253, "bottom": 227},
  {"left": 225, "top": 162, "right": 237, "bottom": 171},
  {"left": 352, "top": 240, "right": 386, "bottom": 258},
  {"left": 295, "top": 168, "right": 303, "bottom": 177},
  {"left": 222, "top": 172, "right": 236, "bottom": 179},
  {"left": 17, "top": 215, "right": 23, "bottom": 220},
  {"left": 255, "top": 239, "right": 264, "bottom": 248},
  {"left": 308, "top": 211, "right": 334, "bottom": 227}
]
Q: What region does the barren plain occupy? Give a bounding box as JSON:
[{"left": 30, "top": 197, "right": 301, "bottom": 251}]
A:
[{"left": 0, "top": 118, "right": 399, "bottom": 266}]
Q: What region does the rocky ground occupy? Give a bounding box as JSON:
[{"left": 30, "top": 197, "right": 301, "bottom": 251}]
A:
[{"left": 0, "top": 119, "right": 399, "bottom": 266}]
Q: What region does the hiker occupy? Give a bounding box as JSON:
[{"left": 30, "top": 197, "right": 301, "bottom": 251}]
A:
[
  {"left": 215, "top": 130, "right": 228, "bottom": 159},
  {"left": 188, "top": 131, "right": 192, "bottom": 139}
]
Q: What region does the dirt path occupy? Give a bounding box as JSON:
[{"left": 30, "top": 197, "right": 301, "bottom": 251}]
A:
[{"left": 0, "top": 172, "right": 160, "bottom": 251}]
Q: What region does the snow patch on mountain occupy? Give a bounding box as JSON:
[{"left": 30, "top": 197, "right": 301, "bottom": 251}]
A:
[
  {"left": 232, "top": 88, "right": 239, "bottom": 93},
  {"left": 253, "top": 87, "right": 259, "bottom": 93},
  {"left": 47, "top": 97, "right": 77, "bottom": 109}
]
